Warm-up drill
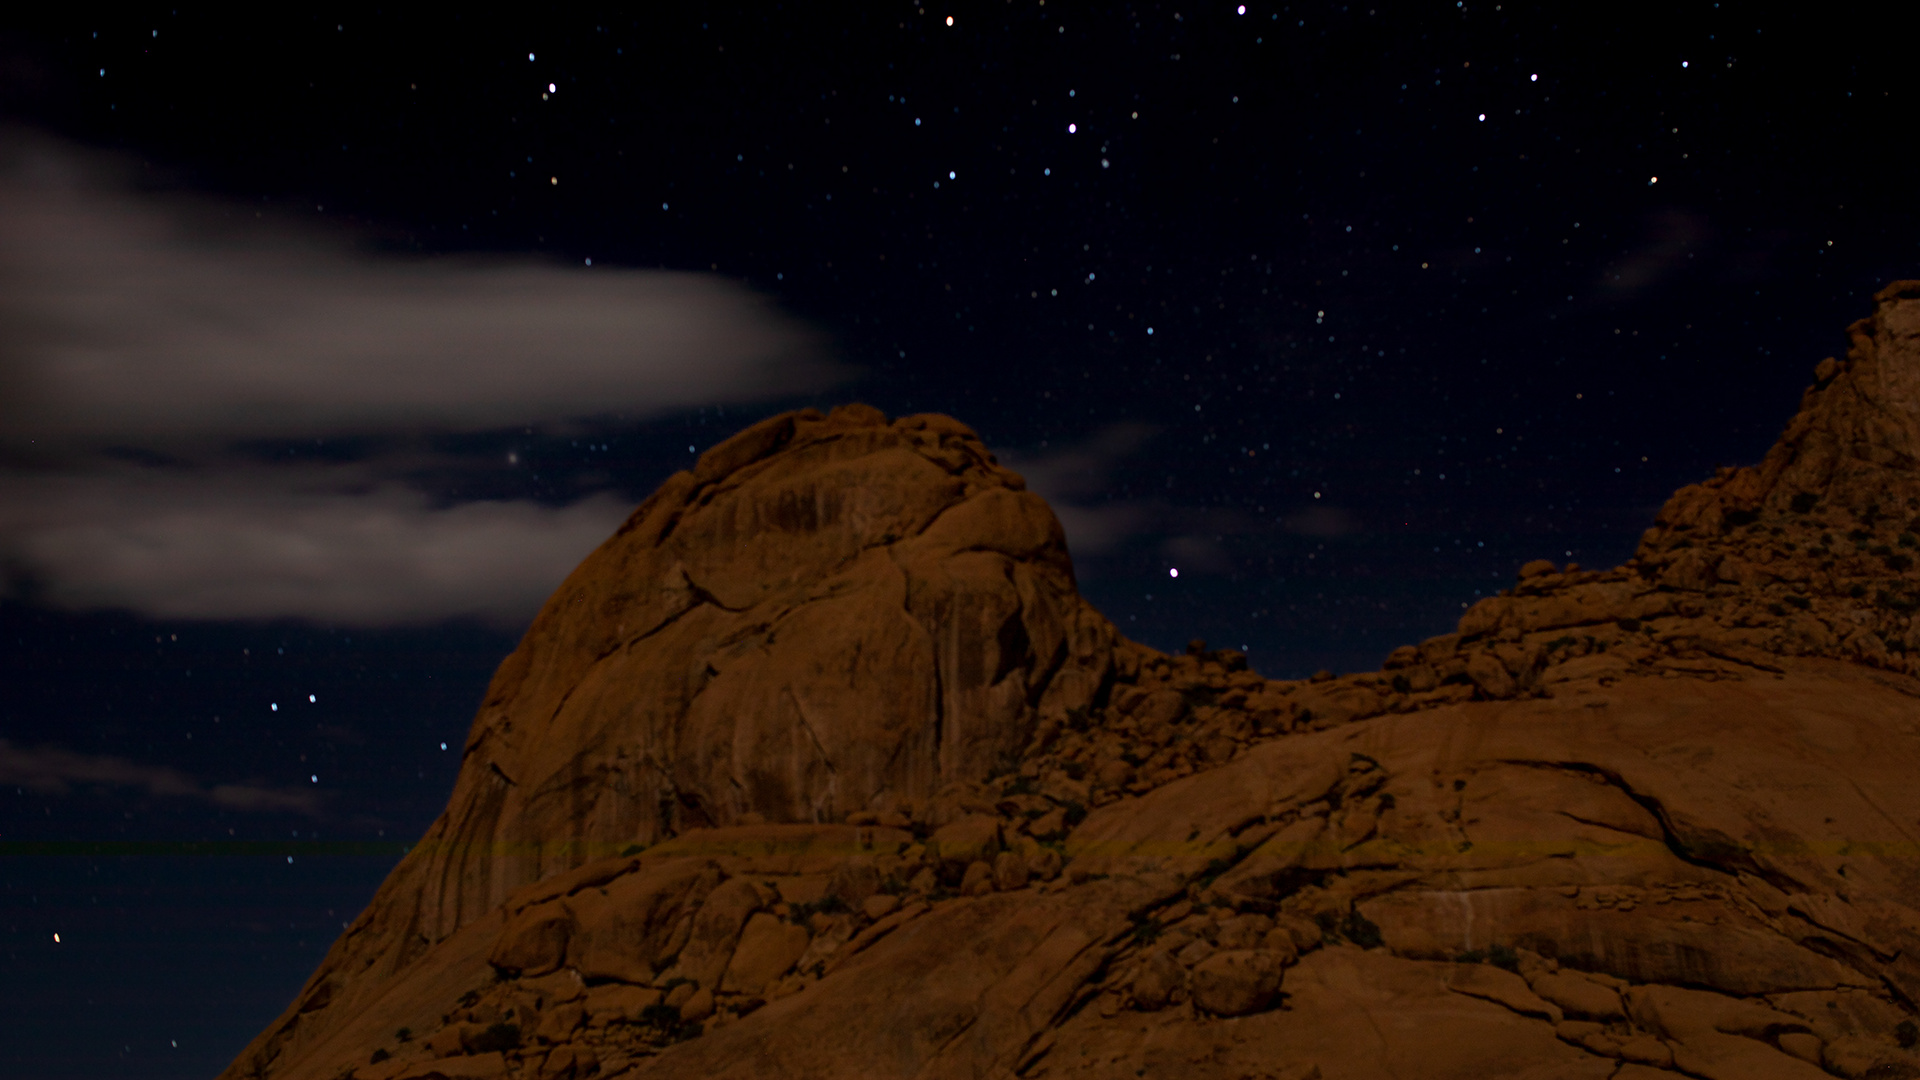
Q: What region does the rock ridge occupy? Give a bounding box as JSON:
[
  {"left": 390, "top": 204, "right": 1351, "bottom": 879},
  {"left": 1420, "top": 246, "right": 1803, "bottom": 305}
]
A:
[{"left": 224, "top": 283, "right": 1920, "bottom": 1080}]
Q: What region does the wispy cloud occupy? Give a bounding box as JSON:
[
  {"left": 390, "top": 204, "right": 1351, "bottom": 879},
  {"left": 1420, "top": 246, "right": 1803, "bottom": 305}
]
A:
[
  {"left": 1003, "top": 423, "right": 1366, "bottom": 576},
  {"left": 1279, "top": 504, "right": 1361, "bottom": 538},
  {"left": 0, "top": 131, "right": 840, "bottom": 625},
  {"left": 1596, "top": 209, "right": 1708, "bottom": 300},
  {"left": 0, "top": 738, "right": 320, "bottom": 814},
  {"left": 0, "top": 467, "right": 630, "bottom": 624},
  {"left": 1001, "top": 422, "right": 1160, "bottom": 557}
]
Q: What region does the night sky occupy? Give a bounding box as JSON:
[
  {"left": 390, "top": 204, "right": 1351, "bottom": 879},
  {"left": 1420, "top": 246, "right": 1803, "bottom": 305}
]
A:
[{"left": 1, "top": 5, "right": 1913, "bottom": 1078}]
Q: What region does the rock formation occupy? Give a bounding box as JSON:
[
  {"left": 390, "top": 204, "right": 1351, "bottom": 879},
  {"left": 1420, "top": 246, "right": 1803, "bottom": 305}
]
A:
[{"left": 225, "top": 282, "right": 1920, "bottom": 1080}]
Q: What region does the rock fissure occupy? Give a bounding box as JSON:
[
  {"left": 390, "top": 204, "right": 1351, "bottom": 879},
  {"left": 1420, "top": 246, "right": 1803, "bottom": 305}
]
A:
[{"left": 1495, "top": 757, "right": 1756, "bottom": 879}]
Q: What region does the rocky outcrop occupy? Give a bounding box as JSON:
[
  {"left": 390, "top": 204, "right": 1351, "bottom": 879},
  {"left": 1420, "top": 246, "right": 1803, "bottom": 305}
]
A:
[
  {"left": 225, "top": 284, "right": 1920, "bottom": 1080},
  {"left": 220, "top": 404, "right": 1121, "bottom": 1078}
]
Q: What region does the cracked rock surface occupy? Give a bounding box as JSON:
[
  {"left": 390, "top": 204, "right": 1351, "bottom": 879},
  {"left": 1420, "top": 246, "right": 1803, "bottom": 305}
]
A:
[{"left": 227, "top": 284, "right": 1920, "bottom": 1080}]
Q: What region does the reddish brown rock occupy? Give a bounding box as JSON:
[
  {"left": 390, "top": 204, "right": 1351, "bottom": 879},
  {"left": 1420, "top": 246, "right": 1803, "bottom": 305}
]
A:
[
  {"left": 718, "top": 913, "right": 809, "bottom": 995},
  {"left": 230, "top": 286, "right": 1920, "bottom": 1080},
  {"left": 1530, "top": 969, "right": 1625, "bottom": 1021},
  {"left": 990, "top": 850, "right": 1030, "bottom": 892},
  {"left": 926, "top": 814, "right": 1002, "bottom": 877},
  {"left": 582, "top": 983, "right": 661, "bottom": 1025},
  {"left": 1188, "top": 949, "right": 1287, "bottom": 1016},
  {"left": 1127, "top": 948, "right": 1186, "bottom": 1010},
  {"left": 1445, "top": 962, "right": 1562, "bottom": 1023},
  {"left": 531, "top": 1002, "right": 583, "bottom": 1044},
  {"left": 958, "top": 859, "right": 995, "bottom": 897},
  {"left": 663, "top": 876, "right": 763, "bottom": 990},
  {"left": 677, "top": 986, "right": 713, "bottom": 1023}
]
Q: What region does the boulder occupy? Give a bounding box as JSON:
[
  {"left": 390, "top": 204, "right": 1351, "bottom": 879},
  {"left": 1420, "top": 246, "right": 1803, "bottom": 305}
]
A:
[
  {"left": 928, "top": 816, "right": 1002, "bottom": 877},
  {"left": 1188, "top": 950, "right": 1287, "bottom": 1016},
  {"left": 720, "top": 914, "right": 810, "bottom": 995},
  {"left": 667, "top": 878, "right": 765, "bottom": 989},
  {"left": 1129, "top": 950, "right": 1186, "bottom": 1011},
  {"left": 532, "top": 1003, "right": 582, "bottom": 1044},
  {"left": 824, "top": 859, "right": 881, "bottom": 908},
  {"left": 1025, "top": 847, "right": 1064, "bottom": 881},
  {"left": 678, "top": 986, "right": 714, "bottom": 1023},
  {"left": 991, "top": 850, "right": 1029, "bottom": 892},
  {"left": 959, "top": 860, "right": 995, "bottom": 897},
  {"left": 488, "top": 905, "right": 572, "bottom": 978},
  {"left": 582, "top": 983, "right": 661, "bottom": 1024},
  {"left": 565, "top": 861, "right": 720, "bottom": 983}
]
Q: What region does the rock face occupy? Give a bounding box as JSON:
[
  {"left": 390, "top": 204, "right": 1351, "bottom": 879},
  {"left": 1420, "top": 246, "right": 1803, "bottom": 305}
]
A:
[
  {"left": 226, "top": 285, "right": 1920, "bottom": 1080},
  {"left": 394, "top": 405, "right": 1112, "bottom": 927}
]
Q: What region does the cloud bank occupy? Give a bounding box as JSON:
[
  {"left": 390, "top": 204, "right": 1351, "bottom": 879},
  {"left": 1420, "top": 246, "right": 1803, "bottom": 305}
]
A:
[
  {"left": 0, "top": 738, "right": 320, "bottom": 814},
  {"left": 0, "top": 468, "right": 631, "bottom": 624},
  {"left": 0, "top": 135, "right": 834, "bottom": 448},
  {"left": 0, "top": 132, "right": 839, "bottom": 625}
]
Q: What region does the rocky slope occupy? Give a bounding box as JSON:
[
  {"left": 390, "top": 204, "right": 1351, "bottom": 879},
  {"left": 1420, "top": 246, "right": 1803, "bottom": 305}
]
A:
[{"left": 225, "top": 282, "right": 1920, "bottom": 1080}]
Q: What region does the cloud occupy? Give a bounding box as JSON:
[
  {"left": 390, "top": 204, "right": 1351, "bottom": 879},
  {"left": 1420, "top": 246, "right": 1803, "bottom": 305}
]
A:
[
  {"left": 1280, "top": 504, "right": 1361, "bottom": 538},
  {"left": 1048, "top": 501, "right": 1156, "bottom": 558},
  {"left": 0, "top": 131, "right": 838, "bottom": 625},
  {"left": 1005, "top": 424, "right": 1325, "bottom": 576},
  {"left": 1597, "top": 209, "right": 1709, "bottom": 300},
  {"left": 1001, "top": 423, "right": 1160, "bottom": 556},
  {"left": 0, "top": 738, "right": 320, "bottom": 814},
  {"left": 1161, "top": 533, "right": 1234, "bottom": 574},
  {"left": 0, "top": 466, "right": 630, "bottom": 624},
  {"left": 0, "top": 133, "right": 839, "bottom": 450}
]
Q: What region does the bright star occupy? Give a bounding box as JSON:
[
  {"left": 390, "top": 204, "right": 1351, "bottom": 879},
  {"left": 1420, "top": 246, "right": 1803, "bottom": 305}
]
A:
[
  {"left": 1169, "top": 568, "right": 1180, "bottom": 578},
  {"left": 1067, "top": 123, "right": 1077, "bottom": 133}
]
